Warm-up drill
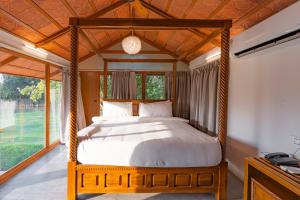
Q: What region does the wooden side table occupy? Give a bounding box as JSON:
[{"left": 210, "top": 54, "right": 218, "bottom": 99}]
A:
[{"left": 244, "top": 157, "right": 300, "bottom": 200}]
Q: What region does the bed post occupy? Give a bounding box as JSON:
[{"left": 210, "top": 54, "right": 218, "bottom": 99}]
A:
[
  {"left": 68, "top": 22, "right": 79, "bottom": 200},
  {"left": 216, "top": 24, "right": 231, "bottom": 200}
]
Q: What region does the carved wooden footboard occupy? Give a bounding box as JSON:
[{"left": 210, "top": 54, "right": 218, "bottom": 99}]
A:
[{"left": 68, "top": 161, "right": 227, "bottom": 199}]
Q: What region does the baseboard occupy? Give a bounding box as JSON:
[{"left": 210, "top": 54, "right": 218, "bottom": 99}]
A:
[{"left": 227, "top": 159, "right": 244, "bottom": 181}]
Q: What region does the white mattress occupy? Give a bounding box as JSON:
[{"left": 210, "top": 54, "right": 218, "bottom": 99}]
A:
[{"left": 76, "top": 117, "right": 222, "bottom": 167}]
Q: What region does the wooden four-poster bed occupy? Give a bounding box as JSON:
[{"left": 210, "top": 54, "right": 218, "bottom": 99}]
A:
[{"left": 67, "top": 18, "right": 231, "bottom": 200}]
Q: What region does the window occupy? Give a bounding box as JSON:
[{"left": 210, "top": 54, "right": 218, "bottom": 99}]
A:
[
  {"left": 50, "top": 80, "right": 61, "bottom": 143},
  {"left": 99, "top": 74, "right": 112, "bottom": 115},
  {"left": 0, "top": 74, "right": 45, "bottom": 172},
  {"left": 146, "top": 75, "right": 165, "bottom": 100},
  {"left": 136, "top": 74, "right": 142, "bottom": 99},
  {"left": 100, "top": 74, "right": 112, "bottom": 99},
  {"left": 99, "top": 72, "right": 167, "bottom": 102}
]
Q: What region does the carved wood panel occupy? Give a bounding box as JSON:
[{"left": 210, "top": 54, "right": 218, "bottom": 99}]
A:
[{"left": 77, "top": 165, "right": 219, "bottom": 193}]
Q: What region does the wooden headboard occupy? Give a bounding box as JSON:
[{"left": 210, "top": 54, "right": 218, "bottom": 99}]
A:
[{"left": 102, "top": 99, "right": 168, "bottom": 116}]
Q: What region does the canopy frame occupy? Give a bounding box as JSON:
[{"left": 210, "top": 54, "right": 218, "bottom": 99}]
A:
[{"left": 68, "top": 17, "right": 231, "bottom": 200}]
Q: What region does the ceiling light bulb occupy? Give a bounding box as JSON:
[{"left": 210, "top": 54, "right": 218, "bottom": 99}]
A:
[{"left": 122, "top": 36, "right": 142, "bottom": 55}]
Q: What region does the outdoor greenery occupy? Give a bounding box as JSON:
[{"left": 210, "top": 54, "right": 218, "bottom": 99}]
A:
[
  {"left": 146, "top": 75, "right": 165, "bottom": 100},
  {"left": 0, "top": 74, "right": 61, "bottom": 171},
  {"left": 0, "top": 144, "right": 44, "bottom": 171},
  {"left": 0, "top": 74, "right": 40, "bottom": 101},
  {"left": 19, "top": 81, "right": 45, "bottom": 103},
  {"left": 0, "top": 74, "right": 61, "bottom": 103},
  {"left": 99, "top": 74, "right": 165, "bottom": 100},
  {"left": 136, "top": 74, "right": 142, "bottom": 99},
  {"left": 100, "top": 75, "right": 112, "bottom": 99}
]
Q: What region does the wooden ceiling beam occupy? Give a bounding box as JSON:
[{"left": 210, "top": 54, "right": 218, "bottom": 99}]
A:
[
  {"left": 60, "top": 0, "right": 77, "bottom": 16},
  {"left": 207, "top": 0, "right": 231, "bottom": 19},
  {"left": 0, "top": 47, "right": 54, "bottom": 66},
  {"left": 178, "top": 0, "right": 231, "bottom": 56},
  {"left": 73, "top": 18, "right": 231, "bottom": 28},
  {"left": 59, "top": 0, "right": 101, "bottom": 56},
  {"left": 98, "top": 50, "right": 168, "bottom": 54},
  {"left": 87, "top": 0, "right": 98, "bottom": 12},
  {"left": 7, "top": 64, "right": 45, "bottom": 73},
  {"left": 35, "top": 28, "right": 69, "bottom": 47},
  {"left": 176, "top": 0, "right": 229, "bottom": 55},
  {"left": 50, "top": 69, "right": 62, "bottom": 77},
  {"left": 78, "top": 29, "right": 102, "bottom": 58},
  {"left": 0, "top": 8, "right": 68, "bottom": 53},
  {"left": 165, "top": 0, "right": 173, "bottom": 13},
  {"left": 234, "top": 0, "right": 274, "bottom": 25},
  {"left": 78, "top": 32, "right": 182, "bottom": 63},
  {"left": 162, "top": 0, "right": 196, "bottom": 48},
  {"left": 105, "top": 58, "right": 176, "bottom": 63},
  {"left": 175, "top": 36, "right": 193, "bottom": 53},
  {"left": 0, "top": 8, "right": 45, "bottom": 38},
  {"left": 138, "top": 35, "right": 188, "bottom": 64},
  {"left": 184, "top": 0, "right": 274, "bottom": 60},
  {"left": 139, "top": 0, "right": 220, "bottom": 47},
  {"left": 84, "top": 27, "right": 221, "bottom": 30},
  {"left": 25, "top": 0, "right": 63, "bottom": 29},
  {"left": 0, "top": 56, "right": 18, "bottom": 68},
  {"left": 0, "top": 27, "right": 69, "bottom": 60},
  {"left": 78, "top": 33, "right": 131, "bottom": 63},
  {"left": 88, "top": 0, "right": 127, "bottom": 18},
  {"left": 178, "top": 30, "right": 221, "bottom": 60},
  {"left": 35, "top": 0, "right": 126, "bottom": 48}
]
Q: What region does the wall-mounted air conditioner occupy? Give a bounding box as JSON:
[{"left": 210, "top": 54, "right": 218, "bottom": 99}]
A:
[
  {"left": 232, "top": 1, "right": 300, "bottom": 58},
  {"left": 234, "top": 29, "right": 300, "bottom": 57}
]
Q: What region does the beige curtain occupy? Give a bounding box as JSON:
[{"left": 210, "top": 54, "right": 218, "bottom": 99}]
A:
[
  {"left": 129, "top": 72, "right": 137, "bottom": 99},
  {"left": 165, "top": 71, "right": 191, "bottom": 119},
  {"left": 165, "top": 72, "right": 173, "bottom": 100},
  {"left": 60, "top": 70, "right": 86, "bottom": 143},
  {"left": 190, "top": 60, "right": 219, "bottom": 135},
  {"left": 111, "top": 71, "right": 136, "bottom": 99},
  {"left": 175, "top": 71, "right": 191, "bottom": 119}
]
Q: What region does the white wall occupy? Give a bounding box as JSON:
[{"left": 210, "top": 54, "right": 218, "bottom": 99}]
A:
[
  {"left": 79, "top": 41, "right": 190, "bottom": 71},
  {"left": 228, "top": 37, "right": 300, "bottom": 179},
  {"left": 190, "top": 2, "right": 300, "bottom": 180}
]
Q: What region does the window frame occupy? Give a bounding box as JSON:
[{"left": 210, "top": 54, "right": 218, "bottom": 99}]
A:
[
  {"left": 99, "top": 71, "right": 168, "bottom": 101},
  {"left": 0, "top": 50, "right": 62, "bottom": 184}
]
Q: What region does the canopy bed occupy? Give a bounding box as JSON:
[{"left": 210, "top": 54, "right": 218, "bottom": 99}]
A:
[{"left": 67, "top": 18, "right": 231, "bottom": 200}]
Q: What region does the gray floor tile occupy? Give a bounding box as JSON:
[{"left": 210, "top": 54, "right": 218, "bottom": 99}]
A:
[{"left": 0, "top": 145, "right": 243, "bottom": 200}]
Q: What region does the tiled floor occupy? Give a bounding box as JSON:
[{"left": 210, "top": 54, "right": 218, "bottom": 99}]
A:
[{"left": 0, "top": 145, "right": 243, "bottom": 200}]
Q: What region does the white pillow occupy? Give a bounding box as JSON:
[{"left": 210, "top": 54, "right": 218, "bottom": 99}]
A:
[
  {"left": 102, "top": 101, "right": 132, "bottom": 117},
  {"left": 139, "top": 101, "right": 173, "bottom": 117}
]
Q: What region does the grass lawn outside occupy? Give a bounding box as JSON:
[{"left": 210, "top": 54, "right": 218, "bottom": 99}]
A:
[{"left": 0, "top": 109, "right": 60, "bottom": 171}]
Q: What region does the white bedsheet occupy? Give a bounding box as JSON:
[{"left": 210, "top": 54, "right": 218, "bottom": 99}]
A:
[{"left": 76, "top": 117, "right": 222, "bottom": 167}]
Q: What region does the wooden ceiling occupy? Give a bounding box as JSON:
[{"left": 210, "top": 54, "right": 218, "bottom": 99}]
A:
[
  {"left": 0, "top": 0, "right": 297, "bottom": 64},
  {"left": 0, "top": 47, "right": 62, "bottom": 80}
]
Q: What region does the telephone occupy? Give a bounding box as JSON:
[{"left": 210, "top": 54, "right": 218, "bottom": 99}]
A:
[
  {"left": 265, "top": 152, "right": 299, "bottom": 167},
  {"left": 265, "top": 152, "right": 289, "bottom": 159}
]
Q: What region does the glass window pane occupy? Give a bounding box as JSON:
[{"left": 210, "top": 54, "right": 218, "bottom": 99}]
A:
[
  {"left": 107, "top": 75, "right": 112, "bottom": 99},
  {"left": 146, "top": 75, "right": 165, "bottom": 100},
  {"left": 100, "top": 75, "right": 104, "bottom": 99},
  {"left": 100, "top": 74, "right": 112, "bottom": 99},
  {"left": 100, "top": 74, "right": 112, "bottom": 115},
  {"left": 136, "top": 74, "right": 142, "bottom": 99},
  {"left": 50, "top": 80, "right": 61, "bottom": 144},
  {"left": 0, "top": 73, "right": 45, "bottom": 172}
]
